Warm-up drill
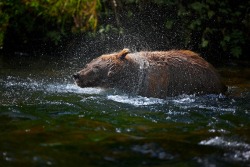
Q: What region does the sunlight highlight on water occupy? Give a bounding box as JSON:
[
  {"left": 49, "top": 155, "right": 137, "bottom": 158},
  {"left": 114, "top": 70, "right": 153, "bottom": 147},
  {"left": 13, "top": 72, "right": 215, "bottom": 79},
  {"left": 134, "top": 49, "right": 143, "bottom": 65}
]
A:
[
  {"left": 46, "top": 84, "right": 104, "bottom": 94},
  {"left": 199, "top": 136, "right": 250, "bottom": 148},
  {"left": 199, "top": 136, "right": 250, "bottom": 161},
  {"left": 107, "top": 95, "right": 165, "bottom": 106},
  {"left": 172, "top": 95, "right": 196, "bottom": 104}
]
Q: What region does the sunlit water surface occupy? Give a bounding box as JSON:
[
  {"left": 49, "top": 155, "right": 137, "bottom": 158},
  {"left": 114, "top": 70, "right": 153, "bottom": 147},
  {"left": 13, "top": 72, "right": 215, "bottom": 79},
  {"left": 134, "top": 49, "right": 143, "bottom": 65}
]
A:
[{"left": 0, "top": 63, "right": 250, "bottom": 166}]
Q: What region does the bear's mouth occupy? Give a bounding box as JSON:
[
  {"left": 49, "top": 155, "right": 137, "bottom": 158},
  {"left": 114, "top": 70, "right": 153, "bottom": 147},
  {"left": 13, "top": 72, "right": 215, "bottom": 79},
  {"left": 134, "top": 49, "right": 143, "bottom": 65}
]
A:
[
  {"left": 73, "top": 78, "right": 95, "bottom": 88},
  {"left": 74, "top": 79, "right": 80, "bottom": 86},
  {"left": 73, "top": 74, "right": 82, "bottom": 84},
  {"left": 73, "top": 73, "right": 80, "bottom": 80},
  {"left": 73, "top": 73, "right": 101, "bottom": 87},
  {"left": 73, "top": 74, "right": 81, "bottom": 86}
]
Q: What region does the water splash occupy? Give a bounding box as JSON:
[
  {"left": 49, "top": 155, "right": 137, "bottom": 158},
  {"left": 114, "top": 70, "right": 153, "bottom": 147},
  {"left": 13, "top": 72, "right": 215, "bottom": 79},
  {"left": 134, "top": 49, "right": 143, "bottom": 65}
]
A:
[
  {"left": 2, "top": 76, "right": 103, "bottom": 95},
  {"left": 46, "top": 84, "right": 104, "bottom": 94},
  {"left": 172, "top": 95, "right": 196, "bottom": 104},
  {"left": 199, "top": 137, "right": 250, "bottom": 148},
  {"left": 107, "top": 95, "right": 165, "bottom": 106},
  {"left": 119, "top": 34, "right": 151, "bottom": 52},
  {"left": 131, "top": 52, "right": 150, "bottom": 94},
  {"left": 199, "top": 136, "right": 250, "bottom": 161}
]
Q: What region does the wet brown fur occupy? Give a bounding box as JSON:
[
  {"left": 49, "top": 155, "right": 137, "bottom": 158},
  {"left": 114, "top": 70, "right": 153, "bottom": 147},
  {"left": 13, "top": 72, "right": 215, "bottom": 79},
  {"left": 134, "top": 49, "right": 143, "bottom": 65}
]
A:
[{"left": 74, "top": 49, "right": 227, "bottom": 98}]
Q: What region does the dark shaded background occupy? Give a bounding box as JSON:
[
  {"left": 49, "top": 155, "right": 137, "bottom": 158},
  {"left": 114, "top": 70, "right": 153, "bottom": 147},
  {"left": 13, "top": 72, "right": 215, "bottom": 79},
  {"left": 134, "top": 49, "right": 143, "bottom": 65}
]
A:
[{"left": 1, "top": 0, "right": 249, "bottom": 65}]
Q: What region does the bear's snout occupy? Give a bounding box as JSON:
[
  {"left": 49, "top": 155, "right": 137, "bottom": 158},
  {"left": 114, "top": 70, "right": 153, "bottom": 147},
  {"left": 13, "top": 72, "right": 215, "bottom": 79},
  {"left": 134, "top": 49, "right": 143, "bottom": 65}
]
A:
[{"left": 73, "top": 73, "right": 80, "bottom": 80}]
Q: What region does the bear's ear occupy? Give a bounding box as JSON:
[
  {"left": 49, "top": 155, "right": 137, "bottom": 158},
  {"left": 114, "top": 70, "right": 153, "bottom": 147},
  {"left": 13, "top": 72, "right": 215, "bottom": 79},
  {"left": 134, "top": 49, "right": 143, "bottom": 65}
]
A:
[{"left": 117, "top": 48, "right": 130, "bottom": 60}]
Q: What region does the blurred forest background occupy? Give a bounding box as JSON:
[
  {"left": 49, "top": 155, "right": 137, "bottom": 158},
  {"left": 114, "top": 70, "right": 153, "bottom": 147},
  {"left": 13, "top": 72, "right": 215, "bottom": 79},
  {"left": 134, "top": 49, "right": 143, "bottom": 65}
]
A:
[{"left": 0, "top": 0, "right": 249, "bottom": 62}]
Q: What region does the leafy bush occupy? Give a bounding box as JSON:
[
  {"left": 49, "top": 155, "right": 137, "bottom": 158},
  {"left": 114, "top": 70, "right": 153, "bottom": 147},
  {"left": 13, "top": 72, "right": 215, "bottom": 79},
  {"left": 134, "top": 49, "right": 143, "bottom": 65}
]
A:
[
  {"left": 0, "top": 0, "right": 101, "bottom": 46},
  {"left": 1, "top": 0, "right": 249, "bottom": 59},
  {"left": 182, "top": 0, "right": 249, "bottom": 58}
]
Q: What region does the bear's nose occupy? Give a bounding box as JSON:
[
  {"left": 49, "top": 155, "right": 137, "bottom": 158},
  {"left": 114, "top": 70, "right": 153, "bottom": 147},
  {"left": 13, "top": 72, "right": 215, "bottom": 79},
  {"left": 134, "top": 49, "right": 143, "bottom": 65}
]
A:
[{"left": 73, "top": 73, "right": 80, "bottom": 80}]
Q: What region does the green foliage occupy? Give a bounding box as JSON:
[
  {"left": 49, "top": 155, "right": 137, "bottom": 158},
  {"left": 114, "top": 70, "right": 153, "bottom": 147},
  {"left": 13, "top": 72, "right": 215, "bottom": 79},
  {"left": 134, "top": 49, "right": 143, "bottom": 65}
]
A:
[
  {"left": 0, "top": 0, "right": 249, "bottom": 59},
  {"left": 0, "top": 1, "right": 10, "bottom": 47},
  {"left": 178, "top": 0, "right": 249, "bottom": 58},
  {"left": 165, "top": 20, "right": 173, "bottom": 29},
  {"left": 98, "top": 25, "right": 123, "bottom": 35},
  {"left": 0, "top": 0, "right": 101, "bottom": 46}
]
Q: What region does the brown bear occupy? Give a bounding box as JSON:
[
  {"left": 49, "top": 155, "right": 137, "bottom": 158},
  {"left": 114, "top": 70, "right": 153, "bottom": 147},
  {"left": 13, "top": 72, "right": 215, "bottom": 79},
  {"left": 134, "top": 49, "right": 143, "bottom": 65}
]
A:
[{"left": 73, "top": 49, "right": 227, "bottom": 98}]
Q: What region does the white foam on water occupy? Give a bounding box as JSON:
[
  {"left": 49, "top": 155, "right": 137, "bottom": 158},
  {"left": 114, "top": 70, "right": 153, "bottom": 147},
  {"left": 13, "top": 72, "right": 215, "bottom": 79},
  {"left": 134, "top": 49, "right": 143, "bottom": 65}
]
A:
[
  {"left": 172, "top": 97, "right": 196, "bottom": 104},
  {"left": 199, "top": 136, "right": 247, "bottom": 148},
  {"left": 171, "top": 94, "right": 236, "bottom": 113},
  {"left": 5, "top": 80, "right": 40, "bottom": 89},
  {"left": 199, "top": 136, "right": 250, "bottom": 148},
  {"left": 4, "top": 76, "right": 104, "bottom": 95},
  {"left": 107, "top": 95, "right": 165, "bottom": 106},
  {"left": 46, "top": 84, "right": 104, "bottom": 94},
  {"left": 199, "top": 136, "right": 250, "bottom": 161}
]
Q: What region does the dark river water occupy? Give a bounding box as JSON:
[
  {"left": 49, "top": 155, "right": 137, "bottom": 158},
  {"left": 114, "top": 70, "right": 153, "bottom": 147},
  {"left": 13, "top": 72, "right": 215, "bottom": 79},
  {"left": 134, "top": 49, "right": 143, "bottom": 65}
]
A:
[{"left": 0, "top": 53, "right": 250, "bottom": 166}]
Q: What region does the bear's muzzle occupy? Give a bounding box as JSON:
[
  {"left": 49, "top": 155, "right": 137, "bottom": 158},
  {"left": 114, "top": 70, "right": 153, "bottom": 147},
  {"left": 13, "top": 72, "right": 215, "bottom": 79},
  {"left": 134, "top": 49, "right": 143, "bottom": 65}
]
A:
[{"left": 73, "top": 73, "right": 80, "bottom": 80}]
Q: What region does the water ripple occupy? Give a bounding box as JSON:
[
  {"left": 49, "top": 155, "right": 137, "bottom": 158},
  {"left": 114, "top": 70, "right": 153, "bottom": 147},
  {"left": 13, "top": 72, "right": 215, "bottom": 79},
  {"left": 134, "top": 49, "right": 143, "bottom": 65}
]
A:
[
  {"left": 107, "top": 95, "right": 165, "bottom": 106},
  {"left": 199, "top": 136, "right": 250, "bottom": 161}
]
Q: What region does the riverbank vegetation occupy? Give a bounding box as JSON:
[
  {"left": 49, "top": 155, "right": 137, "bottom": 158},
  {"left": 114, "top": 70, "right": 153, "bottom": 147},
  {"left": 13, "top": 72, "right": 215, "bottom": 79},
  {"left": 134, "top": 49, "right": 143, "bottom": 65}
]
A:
[{"left": 0, "top": 0, "right": 249, "bottom": 60}]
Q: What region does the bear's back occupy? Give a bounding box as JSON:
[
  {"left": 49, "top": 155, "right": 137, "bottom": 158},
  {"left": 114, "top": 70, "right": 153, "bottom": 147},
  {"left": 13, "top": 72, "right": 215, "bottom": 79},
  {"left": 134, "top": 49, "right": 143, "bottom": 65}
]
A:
[
  {"left": 131, "top": 50, "right": 225, "bottom": 97},
  {"left": 138, "top": 50, "right": 209, "bottom": 68}
]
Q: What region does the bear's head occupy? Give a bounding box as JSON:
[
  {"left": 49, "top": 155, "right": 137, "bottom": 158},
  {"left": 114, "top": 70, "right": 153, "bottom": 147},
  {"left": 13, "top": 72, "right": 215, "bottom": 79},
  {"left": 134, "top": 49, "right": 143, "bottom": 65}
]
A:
[{"left": 73, "top": 48, "right": 132, "bottom": 88}]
